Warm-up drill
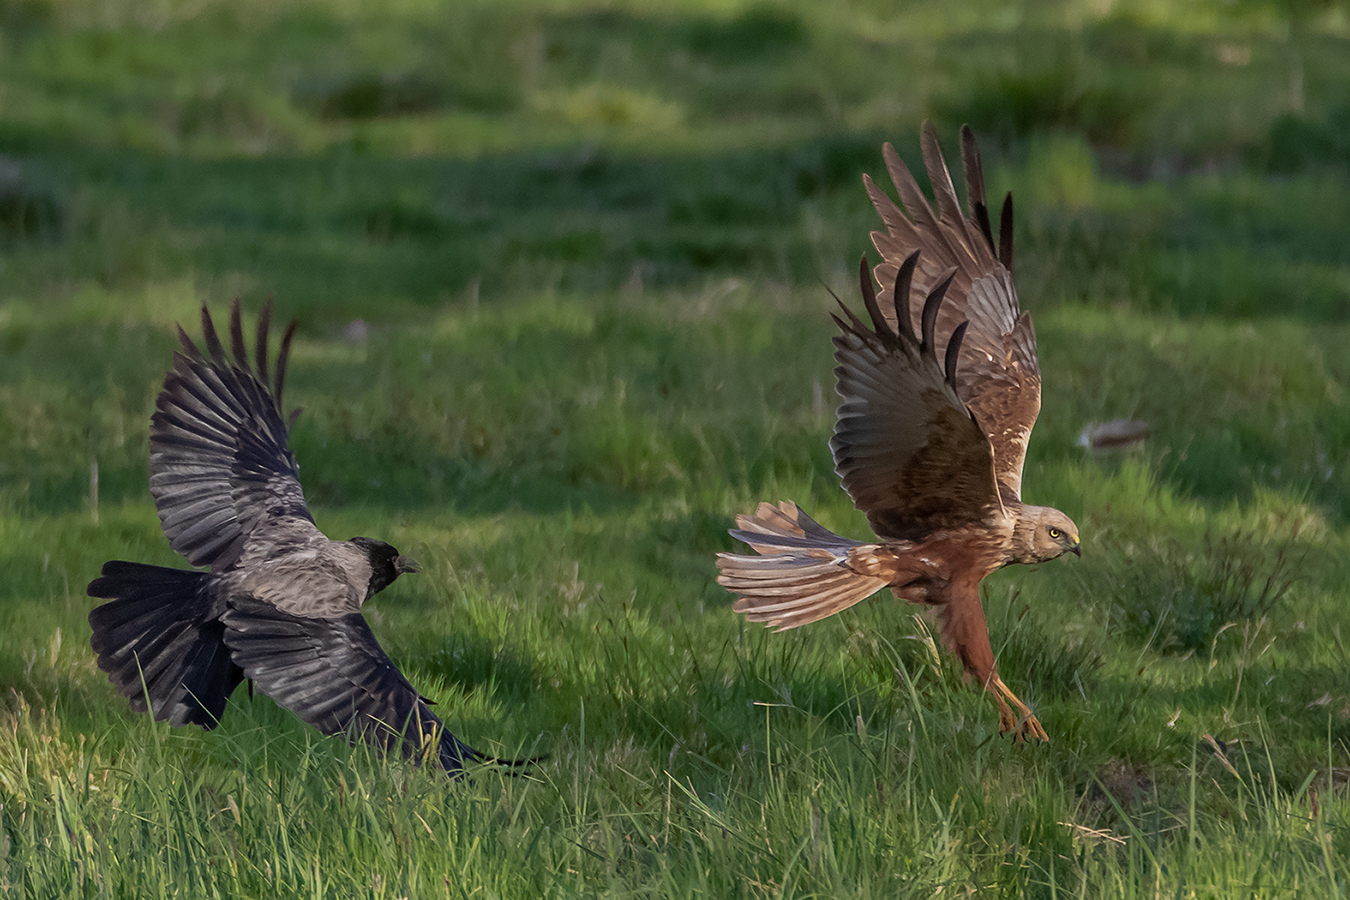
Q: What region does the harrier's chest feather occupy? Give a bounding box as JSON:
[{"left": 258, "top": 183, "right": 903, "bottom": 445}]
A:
[{"left": 868, "top": 521, "right": 1016, "bottom": 601}]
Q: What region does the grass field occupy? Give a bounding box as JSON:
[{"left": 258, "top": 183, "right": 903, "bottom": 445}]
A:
[{"left": 2, "top": 0, "right": 1350, "bottom": 896}]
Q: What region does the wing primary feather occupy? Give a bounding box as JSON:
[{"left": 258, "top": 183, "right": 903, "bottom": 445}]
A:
[
  {"left": 274, "top": 319, "right": 298, "bottom": 411},
  {"left": 920, "top": 269, "right": 958, "bottom": 359},
  {"left": 826, "top": 284, "right": 872, "bottom": 338},
  {"left": 959, "top": 125, "right": 986, "bottom": 212},
  {"left": 830, "top": 310, "right": 866, "bottom": 340},
  {"left": 821, "top": 280, "right": 846, "bottom": 310},
  {"left": 177, "top": 326, "right": 200, "bottom": 359},
  {"left": 960, "top": 126, "right": 998, "bottom": 255},
  {"left": 228, "top": 298, "right": 247, "bottom": 372},
  {"left": 883, "top": 141, "right": 941, "bottom": 236},
  {"left": 973, "top": 203, "right": 993, "bottom": 253},
  {"left": 891, "top": 250, "right": 920, "bottom": 343},
  {"left": 999, "top": 192, "right": 1015, "bottom": 271},
  {"left": 919, "top": 122, "right": 962, "bottom": 225},
  {"left": 857, "top": 256, "right": 891, "bottom": 336},
  {"left": 255, "top": 299, "right": 272, "bottom": 393},
  {"left": 944, "top": 320, "right": 969, "bottom": 388},
  {"left": 200, "top": 305, "right": 226, "bottom": 365}
]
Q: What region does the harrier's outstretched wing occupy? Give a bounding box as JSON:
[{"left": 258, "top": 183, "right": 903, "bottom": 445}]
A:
[
  {"left": 831, "top": 253, "right": 1003, "bottom": 541},
  {"left": 222, "top": 597, "right": 484, "bottom": 772},
  {"left": 149, "top": 299, "right": 314, "bottom": 572},
  {"left": 863, "top": 122, "right": 1040, "bottom": 500}
]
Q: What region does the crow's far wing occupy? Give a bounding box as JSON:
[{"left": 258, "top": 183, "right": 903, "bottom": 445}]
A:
[
  {"left": 150, "top": 299, "right": 316, "bottom": 572},
  {"left": 221, "top": 596, "right": 484, "bottom": 773}
]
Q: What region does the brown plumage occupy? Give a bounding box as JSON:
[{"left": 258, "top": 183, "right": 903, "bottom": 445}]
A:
[{"left": 717, "top": 124, "right": 1081, "bottom": 742}]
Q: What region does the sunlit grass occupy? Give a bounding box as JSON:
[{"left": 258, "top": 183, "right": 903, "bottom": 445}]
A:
[{"left": 0, "top": 0, "right": 1349, "bottom": 896}]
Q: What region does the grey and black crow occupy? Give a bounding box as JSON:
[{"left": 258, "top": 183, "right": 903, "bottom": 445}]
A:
[{"left": 88, "top": 300, "right": 494, "bottom": 774}]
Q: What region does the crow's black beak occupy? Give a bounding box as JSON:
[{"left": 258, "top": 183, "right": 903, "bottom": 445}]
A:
[{"left": 395, "top": 555, "right": 420, "bottom": 574}]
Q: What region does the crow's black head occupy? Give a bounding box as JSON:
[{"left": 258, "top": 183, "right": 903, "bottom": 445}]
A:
[{"left": 350, "top": 536, "right": 420, "bottom": 598}]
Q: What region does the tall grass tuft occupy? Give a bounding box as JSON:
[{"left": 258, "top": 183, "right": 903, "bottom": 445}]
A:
[{"left": 1103, "top": 523, "right": 1306, "bottom": 656}]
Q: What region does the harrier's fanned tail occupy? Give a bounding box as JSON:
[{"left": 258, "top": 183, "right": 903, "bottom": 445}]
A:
[{"left": 716, "top": 501, "right": 891, "bottom": 630}]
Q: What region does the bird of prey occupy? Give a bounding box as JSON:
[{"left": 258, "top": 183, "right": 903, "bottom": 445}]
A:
[
  {"left": 88, "top": 300, "right": 497, "bottom": 774},
  {"left": 717, "top": 124, "right": 1080, "bottom": 741}
]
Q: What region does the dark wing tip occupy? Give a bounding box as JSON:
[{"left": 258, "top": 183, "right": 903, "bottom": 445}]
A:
[
  {"left": 959, "top": 124, "right": 983, "bottom": 195},
  {"left": 255, "top": 298, "right": 273, "bottom": 390},
  {"left": 830, "top": 302, "right": 868, "bottom": 340},
  {"left": 919, "top": 267, "right": 958, "bottom": 358},
  {"left": 891, "top": 250, "right": 921, "bottom": 343},
  {"left": 200, "top": 304, "right": 226, "bottom": 364},
  {"left": 228, "top": 298, "right": 248, "bottom": 372},
  {"left": 999, "top": 192, "right": 1015, "bottom": 271},
  {"left": 918, "top": 120, "right": 947, "bottom": 184},
  {"left": 857, "top": 255, "right": 892, "bottom": 336},
  {"left": 176, "top": 324, "right": 200, "bottom": 358},
  {"left": 274, "top": 318, "right": 299, "bottom": 412},
  {"left": 943, "top": 320, "right": 969, "bottom": 388},
  {"left": 958, "top": 125, "right": 998, "bottom": 255}
]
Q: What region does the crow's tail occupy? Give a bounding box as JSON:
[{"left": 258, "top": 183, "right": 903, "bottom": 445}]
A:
[{"left": 88, "top": 561, "right": 243, "bottom": 729}]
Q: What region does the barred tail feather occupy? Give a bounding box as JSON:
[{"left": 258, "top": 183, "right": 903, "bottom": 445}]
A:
[
  {"left": 717, "top": 501, "right": 890, "bottom": 630},
  {"left": 87, "top": 561, "right": 243, "bottom": 729}
]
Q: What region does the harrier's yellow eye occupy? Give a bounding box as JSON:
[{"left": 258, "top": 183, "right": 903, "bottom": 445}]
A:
[{"left": 1048, "top": 527, "right": 1062, "bottom": 539}]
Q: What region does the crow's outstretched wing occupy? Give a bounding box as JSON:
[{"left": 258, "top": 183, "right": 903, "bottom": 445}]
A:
[
  {"left": 864, "top": 123, "right": 1041, "bottom": 500},
  {"left": 150, "top": 299, "right": 316, "bottom": 572},
  {"left": 222, "top": 597, "right": 484, "bottom": 773},
  {"left": 831, "top": 253, "right": 1003, "bottom": 541}
]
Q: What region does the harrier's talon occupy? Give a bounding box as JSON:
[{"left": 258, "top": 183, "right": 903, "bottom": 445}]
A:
[
  {"left": 1002, "top": 709, "right": 1049, "bottom": 743},
  {"left": 992, "top": 675, "right": 1049, "bottom": 743}
]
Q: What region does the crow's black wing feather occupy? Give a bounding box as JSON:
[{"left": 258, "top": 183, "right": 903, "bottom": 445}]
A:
[
  {"left": 221, "top": 597, "right": 483, "bottom": 773},
  {"left": 150, "top": 300, "right": 314, "bottom": 572}
]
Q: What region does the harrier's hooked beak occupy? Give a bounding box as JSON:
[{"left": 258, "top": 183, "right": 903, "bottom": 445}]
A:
[
  {"left": 395, "top": 555, "right": 421, "bottom": 575},
  {"left": 1068, "top": 536, "right": 1082, "bottom": 558}
]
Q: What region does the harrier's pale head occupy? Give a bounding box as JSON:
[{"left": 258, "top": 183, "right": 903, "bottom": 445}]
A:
[{"left": 1017, "top": 506, "right": 1081, "bottom": 563}]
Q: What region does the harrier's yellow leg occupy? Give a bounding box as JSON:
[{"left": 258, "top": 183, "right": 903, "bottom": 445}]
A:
[{"left": 990, "top": 675, "right": 1049, "bottom": 743}]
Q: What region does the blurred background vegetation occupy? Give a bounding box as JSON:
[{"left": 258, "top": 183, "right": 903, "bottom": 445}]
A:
[
  {"left": 1, "top": 1, "right": 1350, "bottom": 895},
  {"left": 0, "top": 0, "right": 1347, "bottom": 513},
  {"left": 0, "top": 0, "right": 1346, "bottom": 311}
]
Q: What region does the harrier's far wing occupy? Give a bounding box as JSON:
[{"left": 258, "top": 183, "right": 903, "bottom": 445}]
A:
[
  {"left": 149, "top": 299, "right": 316, "bottom": 572},
  {"left": 831, "top": 253, "right": 1003, "bottom": 542},
  {"left": 221, "top": 597, "right": 483, "bottom": 773},
  {"left": 863, "top": 122, "right": 1040, "bottom": 500}
]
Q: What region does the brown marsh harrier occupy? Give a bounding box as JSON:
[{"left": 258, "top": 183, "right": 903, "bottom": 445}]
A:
[{"left": 717, "top": 124, "right": 1080, "bottom": 741}]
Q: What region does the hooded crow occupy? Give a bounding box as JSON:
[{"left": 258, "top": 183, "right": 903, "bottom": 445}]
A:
[{"left": 88, "top": 299, "right": 496, "bottom": 774}]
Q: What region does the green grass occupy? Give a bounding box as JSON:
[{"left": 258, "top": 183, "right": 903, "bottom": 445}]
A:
[{"left": 2, "top": 0, "right": 1350, "bottom": 896}]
